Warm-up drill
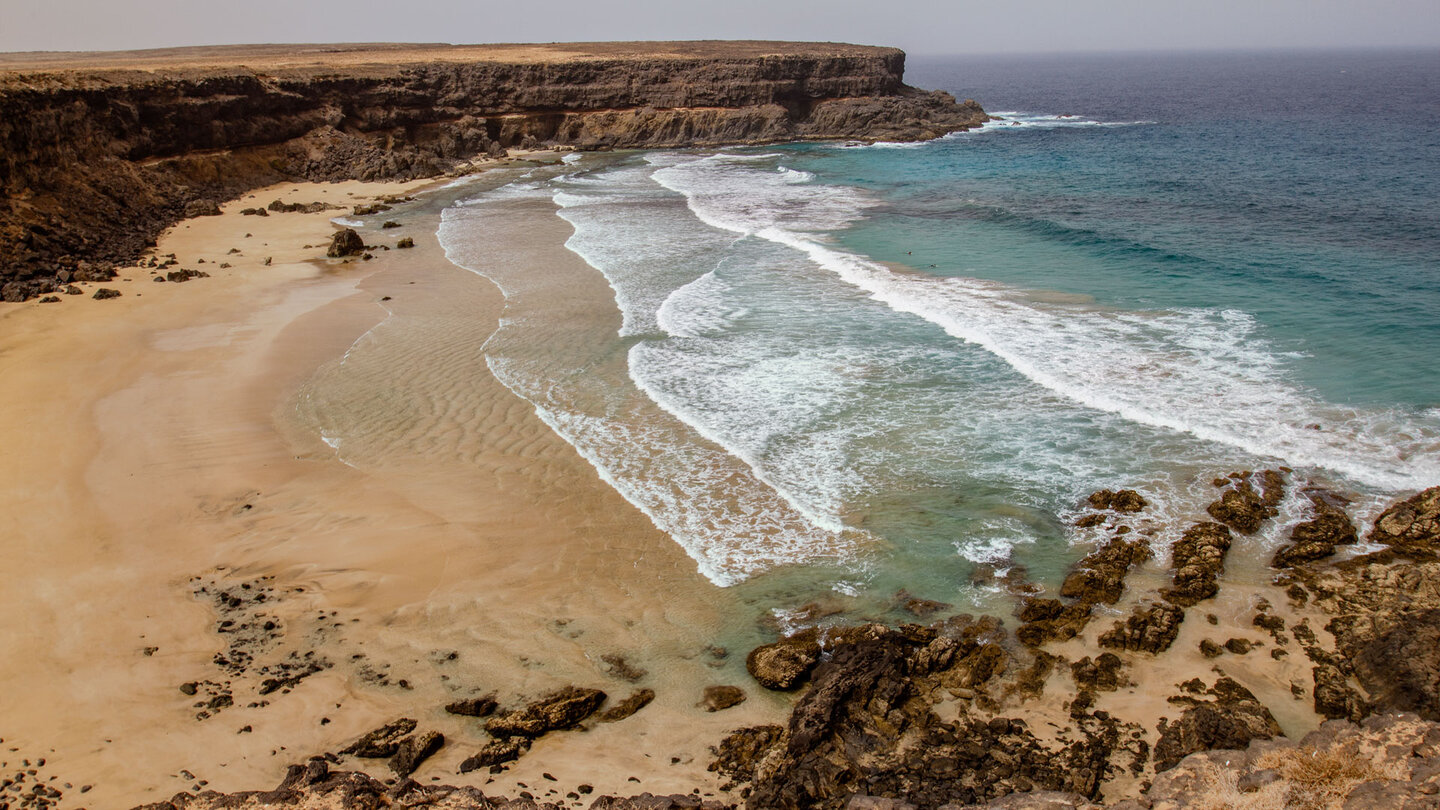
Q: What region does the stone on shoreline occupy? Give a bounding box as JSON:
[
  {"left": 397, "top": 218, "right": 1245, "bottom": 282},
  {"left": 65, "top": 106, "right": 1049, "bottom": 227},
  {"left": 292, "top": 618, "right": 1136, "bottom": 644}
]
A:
[
  {"left": 1368, "top": 486, "right": 1440, "bottom": 557},
  {"left": 701, "top": 685, "right": 746, "bottom": 712},
  {"left": 484, "top": 686, "right": 606, "bottom": 738},
  {"left": 389, "top": 730, "right": 443, "bottom": 777},
  {"left": 1163, "top": 522, "right": 1233, "bottom": 606},
  {"left": 1100, "top": 600, "right": 1185, "bottom": 653},
  {"left": 1153, "top": 677, "right": 1282, "bottom": 771},
  {"left": 1085, "top": 488, "right": 1148, "bottom": 514},
  {"left": 458, "top": 738, "right": 530, "bottom": 772},
  {"left": 444, "top": 695, "right": 497, "bottom": 717},
  {"left": 326, "top": 228, "right": 366, "bottom": 258},
  {"left": 599, "top": 688, "right": 655, "bottom": 722},
  {"left": 340, "top": 718, "right": 416, "bottom": 758},
  {"left": 746, "top": 630, "right": 822, "bottom": 690},
  {"left": 1272, "top": 491, "right": 1358, "bottom": 568}
]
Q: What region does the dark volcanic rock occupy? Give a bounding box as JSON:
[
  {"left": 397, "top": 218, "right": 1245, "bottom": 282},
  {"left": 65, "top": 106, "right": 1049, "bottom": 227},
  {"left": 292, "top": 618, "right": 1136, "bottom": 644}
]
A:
[
  {"left": 388, "top": 730, "right": 443, "bottom": 777},
  {"left": 1369, "top": 486, "right": 1440, "bottom": 557},
  {"left": 1100, "top": 601, "right": 1185, "bottom": 654},
  {"left": 1070, "top": 653, "right": 1124, "bottom": 692},
  {"left": 1205, "top": 477, "right": 1277, "bottom": 535},
  {"left": 92, "top": 287, "right": 121, "bottom": 299},
  {"left": 1163, "top": 522, "right": 1233, "bottom": 606},
  {"left": 1059, "top": 535, "right": 1151, "bottom": 606},
  {"left": 746, "top": 630, "right": 822, "bottom": 690},
  {"left": 1085, "top": 489, "right": 1148, "bottom": 514},
  {"left": 327, "top": 228, "right": 366, "bottom": 258},
  {"left": 1015, "top": 597, "right": 1093, "bottom": 647},
  {"left": 1349, "top": 607, "right": 1440, "bottom": 721},
  {"left": 183, "top": 200, "right": 222, "bottom": 217},
  {"left": 341, "top": 718, "right": 418, "bottom": 758},
  {"left": 396, "top": 236, "right": 415, "bottom": 248},
  {"left": 599, "top": 688, "right": 655, "bottom": 722},
  {"left": 1312, "top": 663, "right": 1367, "bottom": 722},
  {"left": 444, "top": 695, "right": 498, "bottom": 717},
  {"left": 701, "top": 685, "right": 747, "bottom": 712},
  {"left": 1153, "top": 678, "right": 1282, "bottom": 771},
  {"left": 1272, "top": 491, "right": 1358, "bottom": 568},
  {"left": 485, "top": 686, "right": 606, "bottom": 738},
  {"left": 458, "top": 738, "right": 530, "bottom": 772}
]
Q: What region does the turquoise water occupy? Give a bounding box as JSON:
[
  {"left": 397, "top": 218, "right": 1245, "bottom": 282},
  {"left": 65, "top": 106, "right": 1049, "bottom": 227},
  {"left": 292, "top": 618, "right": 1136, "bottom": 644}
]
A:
[{"left": 437, "top": 50, "right": 1440, "bottom": 616}]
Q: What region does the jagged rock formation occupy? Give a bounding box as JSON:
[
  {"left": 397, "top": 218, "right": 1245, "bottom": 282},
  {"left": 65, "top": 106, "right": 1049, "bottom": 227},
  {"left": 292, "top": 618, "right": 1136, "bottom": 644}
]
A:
[{"left": 0, "top": 41, "right": 988, "bottom": 299}]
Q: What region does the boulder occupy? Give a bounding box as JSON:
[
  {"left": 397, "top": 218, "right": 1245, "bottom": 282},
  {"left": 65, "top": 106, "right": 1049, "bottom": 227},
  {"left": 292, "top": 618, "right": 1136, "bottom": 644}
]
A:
[
  {"left": 701, "top": 685, "right": 746, "bottom": 712},
  {"left": 1312, "top": 664, "right": 1367, "bottom": 722},
  {"left": 92, "top": 287, "right": 121, "bottom": 299},
  {"left": 1084, "top": 488, "right": 1148, "bottom": 513},
  {"left": 1153, "top": 678, "right": 1282, "bottom": 771},
  {"left": 443, "top": 696, "right": 497, "bottom": 717},
  {"left": 327, "top": 228, "right": 366, "bottom": 258},
  {"left": 1059, "top": 536, "right": 1150, "bottom": 605},
  {"left": 1369, "top": 486, "right": 1440, "bottom": 557},
  {"left": 396, "top": 237, "right": 415, "bottom": 248},
  {"left": 1272, "top": 492, "right": 1358, "bottom": 568},
  {"left": 1205, "top": 479, "right": 1276, "bottom": 534},
  {"left": 1349, "top": 607, "right": 1440, "bottom": 721},
  {"left": 388, "top": 730, "right": 443, "bottom": 777},
  {"left": 1163, "top": 522, "right": 1233, "bottom": 605},
  {"left": 458, "top": 738, "right": 530, "bottom": 772},
  {"left": 600, "top": 688, "right": 655, "bottom": 722},
  {"left": 484, "top": 686, "right": 606, "bottom": 738},
  {"left": 1099, "top": 601, "right": 1185, "bottom": 654},
  {"left": 183, "top": 200, "right": 223, "bottom": 217},
  {"left": 747, "top": 630, "right": 822, "bottom": 690},
  {"left": 340, "top": 718, "right": 416, "bottom": 758}
]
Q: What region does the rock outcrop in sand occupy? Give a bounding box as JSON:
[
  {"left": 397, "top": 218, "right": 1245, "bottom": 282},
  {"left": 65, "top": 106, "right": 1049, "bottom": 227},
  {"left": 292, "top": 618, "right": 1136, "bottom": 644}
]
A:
[{"left": 0, "top": 41, "right": 988, "bottom": 300}]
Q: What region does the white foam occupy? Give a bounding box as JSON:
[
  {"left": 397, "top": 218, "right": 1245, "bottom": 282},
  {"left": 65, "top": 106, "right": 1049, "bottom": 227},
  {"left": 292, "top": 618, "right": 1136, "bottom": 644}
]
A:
[
  {"left": 651, "top": 153, "right": 1440, "bottom": 493},
  {"left": 330, "top": 217, "right": 365, "bottom": 228}
]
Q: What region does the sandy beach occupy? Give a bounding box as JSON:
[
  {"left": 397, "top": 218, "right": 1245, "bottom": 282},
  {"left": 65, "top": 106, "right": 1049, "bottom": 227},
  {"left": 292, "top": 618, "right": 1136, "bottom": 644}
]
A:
[{"left": 0, "top": 168, "right": 785, "bottom": 808}]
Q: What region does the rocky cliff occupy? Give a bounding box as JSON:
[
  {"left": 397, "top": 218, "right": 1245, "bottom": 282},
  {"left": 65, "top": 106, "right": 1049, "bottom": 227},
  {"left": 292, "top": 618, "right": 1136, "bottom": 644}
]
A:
[{"left": 0, "top": 42, "right": 987, "bottom": 299}]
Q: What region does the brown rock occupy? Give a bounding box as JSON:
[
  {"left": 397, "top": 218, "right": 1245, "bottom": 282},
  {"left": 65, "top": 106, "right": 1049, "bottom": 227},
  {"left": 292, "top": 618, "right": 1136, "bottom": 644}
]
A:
[
  {"left": 701, "top": 685, "right": 746, "bottom": 712},
  {"left": 1059, "top": 535, "right": 1151, "bottom": 605},
  {"left": 1272, "top": 492, "right": 1358, "bottom": 568},
  {"left": 1369, "top": 486, "right": 1440, "bottom": 557},
  {"left": 388, "top": 730, "right": 443, "bottom": 777},
  {"left": 1100, "top": 601, "right": 1185, "bottom": 654},
  {"left": 92, "top": 287, "right": 120, "bottom": 299},
  {"left": 599, "top": 688, "right": 655, "bottom": 722},
  {"left": 326, "top": 228, "right": 366, "bottom": 258},
  {"left": 340, "top": 718, "right": 417, "bottom": 758},
  {"left": 484, "top": 686, "right": 606, "bottom": 738},
  {"left": 1153, "top": 678, "right": 1281, "bottom": 771},
  {"left": 1164, "top": 522, "right": 1234, "bottom": 605},
  {"left": 443, "top": 696, "right": 497, "bottom": 717},
  {"left": 1085, "top": 489, "right": 1148, "bottom": 513},
  {"left": 1205, "top": 479, "right": 1276, "bottom": 534},
  {"left": 746, "top": 630, "right": 822, "bottom": 690},
  {"left": 458, "top": 738, "right": 530, "bottom": 772}
]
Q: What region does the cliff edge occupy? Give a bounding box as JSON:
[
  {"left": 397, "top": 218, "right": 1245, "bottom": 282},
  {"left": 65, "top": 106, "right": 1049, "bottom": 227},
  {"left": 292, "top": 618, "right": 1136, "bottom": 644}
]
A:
[{"left": 0, "top": 41, "right": 987, "bottom": 299}]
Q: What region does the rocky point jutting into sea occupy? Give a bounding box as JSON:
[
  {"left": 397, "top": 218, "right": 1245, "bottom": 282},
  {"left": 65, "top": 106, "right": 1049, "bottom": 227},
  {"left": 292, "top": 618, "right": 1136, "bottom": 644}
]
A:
[{"left": 0, "top": 41, "right": 986, "bottom": 301}]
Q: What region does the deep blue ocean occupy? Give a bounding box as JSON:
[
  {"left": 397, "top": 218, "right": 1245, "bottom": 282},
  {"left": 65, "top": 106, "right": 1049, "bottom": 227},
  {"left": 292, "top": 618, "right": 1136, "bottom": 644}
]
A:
[{"left": 437, "top": 49, "right": 1440, "bottom": 613}]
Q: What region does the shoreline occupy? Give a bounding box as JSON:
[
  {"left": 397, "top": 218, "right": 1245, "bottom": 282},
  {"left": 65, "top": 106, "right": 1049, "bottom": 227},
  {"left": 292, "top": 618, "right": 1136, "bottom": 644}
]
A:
[{"left": 2, "top": 157, "right": 1437, "bottom": 810}]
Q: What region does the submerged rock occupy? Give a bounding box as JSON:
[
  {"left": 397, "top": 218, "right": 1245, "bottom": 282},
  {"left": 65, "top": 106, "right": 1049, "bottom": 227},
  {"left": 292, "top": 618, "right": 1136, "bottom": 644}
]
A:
[
  {"left": 458, "top": 738, "right": 530, "bottom": 772},
  {"left": 600, "top": 688, "right": 655, "bottom": 722},
  {"left": 701, "top": 685, "right": 746, "bottom": 712}
]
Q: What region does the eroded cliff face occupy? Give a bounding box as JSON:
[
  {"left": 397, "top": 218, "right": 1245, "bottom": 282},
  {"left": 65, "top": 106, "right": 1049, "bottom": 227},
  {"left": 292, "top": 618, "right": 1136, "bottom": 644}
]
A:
[{"left": 0, "top": 42, "right": 987, "bottom": 298}]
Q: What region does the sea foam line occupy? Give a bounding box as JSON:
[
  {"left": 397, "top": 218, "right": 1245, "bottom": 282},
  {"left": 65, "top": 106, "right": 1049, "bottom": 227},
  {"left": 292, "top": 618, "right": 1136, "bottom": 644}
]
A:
[{"left": 650, "top": 154, "right": 1438, "bottom": 493}]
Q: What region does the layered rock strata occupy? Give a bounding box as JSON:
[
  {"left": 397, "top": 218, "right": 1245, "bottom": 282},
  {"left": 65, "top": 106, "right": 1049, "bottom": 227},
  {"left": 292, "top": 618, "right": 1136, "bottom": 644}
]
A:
[{"left": 0, "top": 41, "right": 988, "bottom": 299}]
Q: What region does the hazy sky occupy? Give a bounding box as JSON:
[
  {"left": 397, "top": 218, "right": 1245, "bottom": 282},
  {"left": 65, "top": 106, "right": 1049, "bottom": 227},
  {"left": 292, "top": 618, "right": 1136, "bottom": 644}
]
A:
[{"left": 2, "top": 0, "right": 1438, "bottom": 55}]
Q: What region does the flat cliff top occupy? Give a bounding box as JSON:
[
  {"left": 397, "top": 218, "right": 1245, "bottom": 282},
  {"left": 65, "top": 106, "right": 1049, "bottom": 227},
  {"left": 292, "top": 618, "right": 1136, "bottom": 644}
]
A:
[{"left": 0, "top": 41, "right": 901, "bottom": 84}]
